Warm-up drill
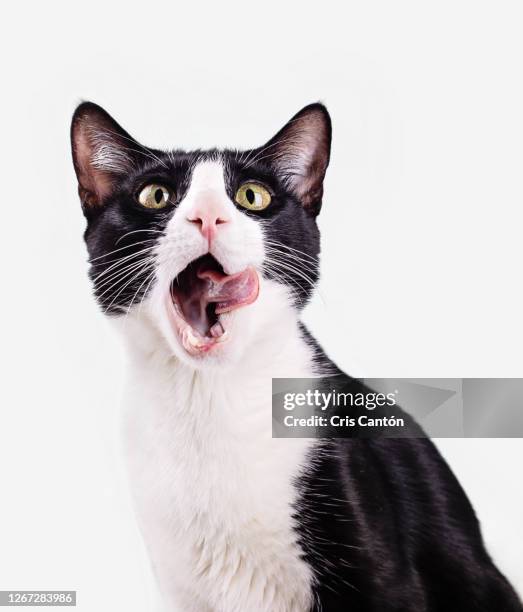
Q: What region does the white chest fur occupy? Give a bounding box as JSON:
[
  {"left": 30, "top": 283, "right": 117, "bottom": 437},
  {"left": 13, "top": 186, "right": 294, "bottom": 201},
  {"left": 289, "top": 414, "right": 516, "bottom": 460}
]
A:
[{"left": 121, "top": 319, "right": 317, "bottom": 612}]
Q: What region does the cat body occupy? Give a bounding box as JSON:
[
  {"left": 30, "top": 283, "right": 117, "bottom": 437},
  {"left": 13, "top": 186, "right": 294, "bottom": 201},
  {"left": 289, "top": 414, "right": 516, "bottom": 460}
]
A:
[{"left": 71, "top": 102, "right": 522, "bottom": 611}]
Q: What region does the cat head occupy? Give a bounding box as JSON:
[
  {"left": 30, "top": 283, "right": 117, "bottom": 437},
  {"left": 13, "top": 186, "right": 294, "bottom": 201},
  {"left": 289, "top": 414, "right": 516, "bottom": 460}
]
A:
[{"left": 71, "top": 102, "right": 331, "bottom": 368}]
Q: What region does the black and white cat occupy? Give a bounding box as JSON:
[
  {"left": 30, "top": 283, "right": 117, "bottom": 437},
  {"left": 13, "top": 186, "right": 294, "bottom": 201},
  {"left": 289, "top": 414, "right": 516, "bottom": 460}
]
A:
[{"left": 71, "top": 102, "right": 522, "bottom": 612}]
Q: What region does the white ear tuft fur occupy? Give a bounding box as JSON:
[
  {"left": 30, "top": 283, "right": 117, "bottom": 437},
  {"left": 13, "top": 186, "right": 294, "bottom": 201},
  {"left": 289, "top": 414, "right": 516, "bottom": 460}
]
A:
[
  {"left": 71, "top": 102, "right": 138, "bottom": 210},
  {"left": 260, "top": 104, "right": 331, "bottom": 216},
  {"left": 89, "top": 128, "right": 134, "bottom": 175}
]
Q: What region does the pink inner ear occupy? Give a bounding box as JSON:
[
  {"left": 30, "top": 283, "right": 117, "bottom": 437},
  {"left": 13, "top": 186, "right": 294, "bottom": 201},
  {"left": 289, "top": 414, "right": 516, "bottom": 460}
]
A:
[
  {"left": 264, "top": 106, "right": 331, "bottom": 213},
  {"left": 288, "top": 120, "right": 329, "bottom": 198},
  {"left": 73, "top": 122, "right": 115, "bottom": 206},
  {"left": 72, "top": 109, "right": 136, "bottom": 208}
]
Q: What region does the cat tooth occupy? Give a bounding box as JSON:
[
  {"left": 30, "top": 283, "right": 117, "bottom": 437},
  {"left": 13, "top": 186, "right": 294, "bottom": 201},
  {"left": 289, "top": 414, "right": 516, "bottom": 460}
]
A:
[
  {"left": 209, "top": 321, "right": 225, "bottom": 338},
  {"left": 186, "top": 328, "right": 204, "bottom": 348},
  {"left": 215, "top": 328, "right": 228, "bottom": 343}
]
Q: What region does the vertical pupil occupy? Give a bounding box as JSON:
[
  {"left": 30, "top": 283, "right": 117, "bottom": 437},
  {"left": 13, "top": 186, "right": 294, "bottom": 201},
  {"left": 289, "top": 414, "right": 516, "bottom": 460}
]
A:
[
  {"left": 154, "top": 189, "right": 164, "bottom": 204},
  {"left": 246, "top": 188, "right": 255, "bottom": 204}
]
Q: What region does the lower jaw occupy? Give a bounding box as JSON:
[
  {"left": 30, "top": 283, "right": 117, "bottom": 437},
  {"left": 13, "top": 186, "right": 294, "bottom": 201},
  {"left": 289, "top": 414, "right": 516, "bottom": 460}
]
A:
[
  {"left": 164, "top": 262, "right": 259, "bottom": 358},
  {"left": 166, "top": 297, "right": 228, "bottom": 357}
]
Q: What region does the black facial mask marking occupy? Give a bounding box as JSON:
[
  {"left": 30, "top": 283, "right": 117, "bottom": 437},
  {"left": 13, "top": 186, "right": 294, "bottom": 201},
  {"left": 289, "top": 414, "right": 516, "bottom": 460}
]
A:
[{"left": 71, "top": 102, "right": 331, "bottom": 315}]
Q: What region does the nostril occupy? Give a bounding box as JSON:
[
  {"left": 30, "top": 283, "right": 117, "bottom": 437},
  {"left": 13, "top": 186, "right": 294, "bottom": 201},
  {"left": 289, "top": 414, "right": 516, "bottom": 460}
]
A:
[
  {"left": 188, "top": 216, "right": 203, "bottom": 226},
  {"left": 188, "top": 216, "right": 228, "bottom": 227}
]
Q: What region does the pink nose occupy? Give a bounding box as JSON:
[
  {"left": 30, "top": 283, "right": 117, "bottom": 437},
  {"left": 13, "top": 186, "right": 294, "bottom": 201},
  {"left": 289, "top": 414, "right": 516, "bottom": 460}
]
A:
[{"left": 187, "top": 201, "right": 230, "bottom": 241}]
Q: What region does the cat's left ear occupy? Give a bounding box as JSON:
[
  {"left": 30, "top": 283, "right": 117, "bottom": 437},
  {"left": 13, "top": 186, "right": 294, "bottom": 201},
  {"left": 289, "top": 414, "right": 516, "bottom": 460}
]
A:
[
  {"left": 261, "top": 103, "right": 331, "bottom": 216},
  {"left": 71, "top": 102, "right": 140, "bottom": 214}
]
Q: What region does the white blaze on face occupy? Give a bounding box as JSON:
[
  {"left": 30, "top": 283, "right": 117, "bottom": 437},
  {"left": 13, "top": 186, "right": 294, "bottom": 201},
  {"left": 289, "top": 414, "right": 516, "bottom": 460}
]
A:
[{"left": 156, "top": 159, "right": 265, "bottom": 283}]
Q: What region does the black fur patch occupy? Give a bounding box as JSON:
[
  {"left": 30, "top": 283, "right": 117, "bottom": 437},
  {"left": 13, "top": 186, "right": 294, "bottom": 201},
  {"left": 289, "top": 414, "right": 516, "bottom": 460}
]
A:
[{"left": 295, "top": 434, "right": 522, "bottom": 611}]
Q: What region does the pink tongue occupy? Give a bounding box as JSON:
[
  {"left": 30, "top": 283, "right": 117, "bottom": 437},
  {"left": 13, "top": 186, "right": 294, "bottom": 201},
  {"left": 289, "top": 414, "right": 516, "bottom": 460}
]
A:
[{"left": 197, "top": 265, "right": 259, "bottom": 314}]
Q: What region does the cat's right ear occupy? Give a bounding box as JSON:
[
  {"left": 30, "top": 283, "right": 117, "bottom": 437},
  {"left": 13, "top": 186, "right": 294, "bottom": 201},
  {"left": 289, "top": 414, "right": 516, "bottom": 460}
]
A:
[{"left": 70, "top": 102, "right": 138, "bottom": 214}]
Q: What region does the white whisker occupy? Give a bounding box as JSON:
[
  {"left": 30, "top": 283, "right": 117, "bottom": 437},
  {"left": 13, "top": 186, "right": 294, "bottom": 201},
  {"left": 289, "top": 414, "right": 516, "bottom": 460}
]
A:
[
  {"left": 115, "top": 229, "right": 164, "bottom": 246},
  {"left": 102, "top": 259, "right": 154, "bottom": 313},
  {"left": 95, "top": 257, "right": 154, "bottom": 292},
  {"left": 91, "top": 247, "right": 155, "bottom": 282},
  {"left": 89, "top": 237, "right": 158, "bottom": 262}
]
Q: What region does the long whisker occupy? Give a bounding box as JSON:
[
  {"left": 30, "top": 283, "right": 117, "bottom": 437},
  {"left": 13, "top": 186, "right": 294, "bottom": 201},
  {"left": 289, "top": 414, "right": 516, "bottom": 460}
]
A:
[
  {"left": 262, "top": 264, "right": 304, "bottom": 306},
  {"left": 94, "top": 257, "right": 154, "bottom": 292},
  {"left": 265, "top": 247, "right": 319, "bottom": 274},
  {"left": 137, "top": 271, "right": 157, "bottom": 314},
  {"left": 264, "top": 239, "right": 320, "bottom": 264},
  {"left": 115, "top": 229, "right": 164, "bottom": 246},
  {"left": 263, "top": 255, "right": 317, "bottom": 287},
  {"left": 138, "top": 270, "right": 156, "bottom": 312},
  {"left": 92, "top": 257, "right": 151, "bottom": 294},
  {"left": 263, "top": 255, "right": 325, "bottom": 305},
  {"left": 103, "top": 259, "right": 155, "bottom": 313},
  {"left": 123, "top": 268, "right": 157, "bottom": 324},
  {"left": 91, "top": 247, "right": 155, "bottom": 282},
  {"left": 89, "top": 237, "right": 159, "bottom": 262},
  {"left": 90, "top": 244, "right": 157, "bottom": 269}
]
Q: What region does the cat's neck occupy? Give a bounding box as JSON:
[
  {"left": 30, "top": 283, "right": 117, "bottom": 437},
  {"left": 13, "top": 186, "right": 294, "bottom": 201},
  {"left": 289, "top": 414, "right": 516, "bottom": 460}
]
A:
[
  {"left": 119, "top": 310, "right": 315, "bottom": 453},
  {"left": 130, "top": 321, "right": 312, "bottom": 387},
  {"left": 118, "top": 305, "right": 317, "bottom": 391}
]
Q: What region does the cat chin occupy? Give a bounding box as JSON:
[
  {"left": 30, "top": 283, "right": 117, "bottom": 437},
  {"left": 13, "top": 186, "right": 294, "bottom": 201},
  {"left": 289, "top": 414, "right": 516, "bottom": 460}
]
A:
[
  {"left": 156, "top": 308, "right": 255, "bottom": 370},
  {"left": 165, "top": 296, "right": 232, "bottom": 359},
  {"left": 114, "top": 277, "right": 295, "bottom": 370}
]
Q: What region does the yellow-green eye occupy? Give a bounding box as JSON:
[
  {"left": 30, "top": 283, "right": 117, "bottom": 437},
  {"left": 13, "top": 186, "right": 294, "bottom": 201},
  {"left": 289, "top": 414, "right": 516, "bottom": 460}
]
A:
[
  {"left": 235, "top": 182, "right": 271, "bottom": 211},
  {"left": 138, "top": 184, "right": 172, "bottom": 209}
]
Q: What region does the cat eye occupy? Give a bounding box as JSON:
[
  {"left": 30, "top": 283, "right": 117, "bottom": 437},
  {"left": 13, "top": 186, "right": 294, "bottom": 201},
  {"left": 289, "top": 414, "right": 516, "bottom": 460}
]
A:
[
  {"left": 235, "top": 182, "right": 271, "bottom": 211},
  {"left": 138, "top": 184, "right": 173, "bottom": 209}
]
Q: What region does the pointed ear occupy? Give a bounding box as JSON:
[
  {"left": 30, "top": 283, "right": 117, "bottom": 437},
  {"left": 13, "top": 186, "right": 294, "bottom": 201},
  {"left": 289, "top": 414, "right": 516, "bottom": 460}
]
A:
[
  {"left": 262, "top": 103, "right": 331, "bottom": 216},
  {"left": 70, "top": 102, "right": 139, "bottom": 213}
]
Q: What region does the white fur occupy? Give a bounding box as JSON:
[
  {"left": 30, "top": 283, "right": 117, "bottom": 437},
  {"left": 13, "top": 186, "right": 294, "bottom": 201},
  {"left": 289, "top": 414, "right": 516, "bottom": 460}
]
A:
[
  {"left": 115, "top": 160, "right": 318, "bottom": 611},
  {"left": 89, "top": 127, "right": 135, "bottom": 174}
]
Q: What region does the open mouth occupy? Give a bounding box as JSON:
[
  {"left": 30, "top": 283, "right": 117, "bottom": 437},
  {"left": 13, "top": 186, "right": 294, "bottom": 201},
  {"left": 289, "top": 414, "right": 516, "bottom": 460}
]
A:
[{"left": 168, "top": 254, "right": 259, "bottom": 355}]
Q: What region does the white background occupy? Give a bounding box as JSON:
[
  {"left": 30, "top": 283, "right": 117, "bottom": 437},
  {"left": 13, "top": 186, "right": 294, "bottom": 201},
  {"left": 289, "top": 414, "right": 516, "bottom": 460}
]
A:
[{"left": 1, "top": 1, "right": 522, "bottom": 610}]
